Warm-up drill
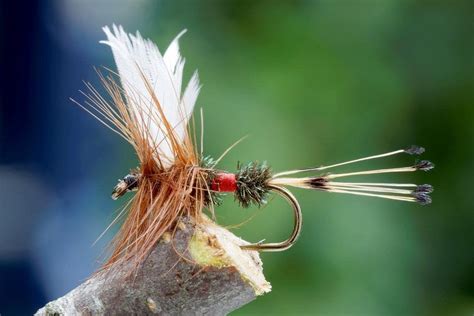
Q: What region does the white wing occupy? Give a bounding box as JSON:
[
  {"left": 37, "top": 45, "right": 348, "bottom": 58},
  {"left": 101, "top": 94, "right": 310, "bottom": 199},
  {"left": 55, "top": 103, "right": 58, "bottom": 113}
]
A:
[{"left": 101, "top": 24, "right": 200, "bottom": 167}]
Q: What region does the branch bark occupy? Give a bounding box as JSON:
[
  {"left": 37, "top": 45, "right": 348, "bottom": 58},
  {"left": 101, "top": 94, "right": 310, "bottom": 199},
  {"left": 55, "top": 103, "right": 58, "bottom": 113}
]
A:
[{"left": 35, "top": 215, "right": 271, "bottom": 315}]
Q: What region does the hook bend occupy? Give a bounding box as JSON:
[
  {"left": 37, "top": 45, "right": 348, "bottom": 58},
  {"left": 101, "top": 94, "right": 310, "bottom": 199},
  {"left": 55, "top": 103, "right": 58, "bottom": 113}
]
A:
[{"left": 240, "top": 184, "right": 302, "bottom": 252}]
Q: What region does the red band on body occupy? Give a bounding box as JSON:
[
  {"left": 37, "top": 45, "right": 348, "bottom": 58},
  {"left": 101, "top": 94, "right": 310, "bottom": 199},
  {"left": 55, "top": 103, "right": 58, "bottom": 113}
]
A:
[{"left": 211, "top": 173, "right": 237, "bottom": 192}]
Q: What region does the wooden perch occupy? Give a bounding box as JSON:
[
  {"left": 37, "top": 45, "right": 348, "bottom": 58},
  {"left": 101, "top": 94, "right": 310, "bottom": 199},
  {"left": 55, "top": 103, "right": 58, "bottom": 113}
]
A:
[{"left": 35, "top": 215, "right": 271, "bottom": 315}]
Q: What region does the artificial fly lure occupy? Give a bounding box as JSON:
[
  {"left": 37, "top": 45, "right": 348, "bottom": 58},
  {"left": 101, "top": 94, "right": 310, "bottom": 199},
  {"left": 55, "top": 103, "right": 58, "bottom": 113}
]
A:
[{"left": 75, "top": 25, "right": 434, "bottom": 272}]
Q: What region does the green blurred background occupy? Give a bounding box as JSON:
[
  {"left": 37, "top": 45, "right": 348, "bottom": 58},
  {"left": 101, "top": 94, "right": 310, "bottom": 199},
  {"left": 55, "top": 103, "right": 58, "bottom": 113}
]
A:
[{"left": 0, "top": 1, "right": 472, "bottom": 315}]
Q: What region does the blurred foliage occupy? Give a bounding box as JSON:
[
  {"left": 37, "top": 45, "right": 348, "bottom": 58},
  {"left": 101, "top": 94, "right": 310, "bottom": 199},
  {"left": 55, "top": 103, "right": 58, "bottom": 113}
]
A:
[{"left": 147, "top": 1, "right": 473, "bottom": 315}]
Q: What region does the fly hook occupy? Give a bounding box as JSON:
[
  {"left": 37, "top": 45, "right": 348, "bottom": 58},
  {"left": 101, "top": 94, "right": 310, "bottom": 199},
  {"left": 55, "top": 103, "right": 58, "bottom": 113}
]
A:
[{"left": 240, "top": 185, "right": 302, "bottom": 252}]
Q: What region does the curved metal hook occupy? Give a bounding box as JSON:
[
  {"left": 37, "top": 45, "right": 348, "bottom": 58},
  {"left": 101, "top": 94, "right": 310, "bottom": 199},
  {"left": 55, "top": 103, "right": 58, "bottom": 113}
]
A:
[{"left": 240, "top": 185, "right": 302, "bottom": 252}]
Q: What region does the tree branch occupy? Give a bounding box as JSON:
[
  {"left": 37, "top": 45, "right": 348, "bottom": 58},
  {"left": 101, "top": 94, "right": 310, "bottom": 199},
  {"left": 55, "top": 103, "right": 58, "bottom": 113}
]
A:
[{"left": 35, "top": 215, "right": 271, "bottom": 315}]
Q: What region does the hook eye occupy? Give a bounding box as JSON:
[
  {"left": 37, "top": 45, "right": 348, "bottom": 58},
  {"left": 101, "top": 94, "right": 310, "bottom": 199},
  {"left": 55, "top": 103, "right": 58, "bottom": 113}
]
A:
[
  {"left": 111, "top": 173, "right": 140, "bottom": 200},
  {"left": 240, "top": 185, "right": 302, "bottom": 252}
]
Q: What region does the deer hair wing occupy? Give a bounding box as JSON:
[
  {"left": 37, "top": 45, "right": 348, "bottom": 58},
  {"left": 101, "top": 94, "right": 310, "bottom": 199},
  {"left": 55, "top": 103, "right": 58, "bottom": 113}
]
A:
[{"left": 101, "top": 24, "right": 200, "bottom": 168}]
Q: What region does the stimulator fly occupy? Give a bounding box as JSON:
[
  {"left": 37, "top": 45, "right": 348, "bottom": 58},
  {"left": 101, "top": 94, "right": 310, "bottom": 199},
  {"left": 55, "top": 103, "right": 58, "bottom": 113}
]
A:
[{"left": 75, "top": 25, "right": 434, "bottom": 271}]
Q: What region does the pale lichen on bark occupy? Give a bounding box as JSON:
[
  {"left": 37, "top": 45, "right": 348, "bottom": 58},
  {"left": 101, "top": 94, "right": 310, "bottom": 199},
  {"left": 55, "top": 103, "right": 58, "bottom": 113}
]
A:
[{"left": 35, "top": 215, "right": 270, "bottom": 315}]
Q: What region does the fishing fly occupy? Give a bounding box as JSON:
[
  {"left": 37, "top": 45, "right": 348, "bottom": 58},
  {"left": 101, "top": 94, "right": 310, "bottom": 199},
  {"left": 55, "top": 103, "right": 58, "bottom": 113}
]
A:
[{"left": 75, "top": 25, "right": 434, "bottom": 271}]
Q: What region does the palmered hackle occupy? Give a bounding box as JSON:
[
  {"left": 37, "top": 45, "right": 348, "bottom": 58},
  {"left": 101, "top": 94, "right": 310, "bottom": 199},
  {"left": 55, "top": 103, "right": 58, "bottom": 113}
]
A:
[{"left": 74, "top": 26, "right": 209, "bottom": 273}]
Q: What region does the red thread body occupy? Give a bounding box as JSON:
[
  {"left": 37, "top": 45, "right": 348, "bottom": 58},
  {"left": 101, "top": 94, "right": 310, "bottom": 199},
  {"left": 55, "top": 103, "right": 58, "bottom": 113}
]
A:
[{"left": 211, "top": 173, "right": 237, "bottom": 192}]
